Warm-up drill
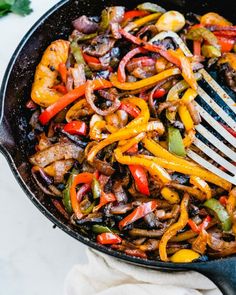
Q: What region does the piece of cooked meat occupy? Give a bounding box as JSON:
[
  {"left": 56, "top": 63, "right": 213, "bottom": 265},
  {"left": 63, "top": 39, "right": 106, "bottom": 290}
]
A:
[{"left": 30, "top": 142, "right": 84, "bottom": 167}]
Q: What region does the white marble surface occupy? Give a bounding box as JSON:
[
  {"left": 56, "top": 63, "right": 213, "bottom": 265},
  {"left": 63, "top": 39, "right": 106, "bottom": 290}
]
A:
[{"left": 0, "top": 1, "right": 87, "bottom": 295}]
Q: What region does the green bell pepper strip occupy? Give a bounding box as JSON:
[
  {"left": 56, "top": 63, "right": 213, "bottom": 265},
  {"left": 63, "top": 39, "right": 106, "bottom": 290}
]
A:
[
  {"left": 62, "top": 169, "right": 78, "bottom": 214},
  {"left": 204, "top": 198, "right": 232, "bottom": 231},
  {"left": 92, "top": 225, "right": 113, "bottom": 233},
  {"left": 168, "top": 126, "right": 186, "bottom": 157},
  {"left": 70, "top": 42, "right": 93, "bottom": 77},
  {"left": 100, "top": 8, "right": 109, "bottom": 31},
  {"left": 80, "top": 200, "right": 95, "bottom": 214},
  {"left": 91, "top": 178, "right": 102, "bottom": 199}
]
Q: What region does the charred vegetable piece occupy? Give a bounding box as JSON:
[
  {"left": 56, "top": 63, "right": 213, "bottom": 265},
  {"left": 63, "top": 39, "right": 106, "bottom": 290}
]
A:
[
  {"left": 204, "top": 198, "right": 232, "bottom": 231},
  {"left": 168, "top": 126, "right": 186, "bottom": 157}
]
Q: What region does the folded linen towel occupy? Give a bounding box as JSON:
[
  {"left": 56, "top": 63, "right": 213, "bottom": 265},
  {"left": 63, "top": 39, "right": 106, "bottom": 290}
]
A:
[{"left": 64, "top": 248, "right": 221, "bottom": 295}]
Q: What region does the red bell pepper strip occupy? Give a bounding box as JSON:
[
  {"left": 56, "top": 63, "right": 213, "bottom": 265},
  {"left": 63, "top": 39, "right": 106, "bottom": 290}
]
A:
[
  {"left": 129, "top": 165, "right": 150, "bottom": 196},
  {"left": 119, "top": 200, "right": 157, "bottom": 229},
  {"left": 39, "top": 79, "right": 112, "bottom": 125},
  {"left": 214, "top": 31, "right": 236, "bottom": 37},
  {"left": 119, "top": 29, "right": 181, "bottom": 67},
  {"left": 97, "top": 232, "right": 122, "bottom": 245},
  {"left": 124, "top": 10, "right": 149, "bottom": 21},
  {"left": 58, "top": 63, "right": 67, "bottom": 84},
  {"left": 70, "top": 172, "right": 94, "bottom": 219},
  {"left": 76, "top": 170, "right": 99, "bottom": 202},
  {"left": 188, "top": 219, "right": 200, "bottom": 233},
  {"left": 215, "top": 36, "right": 235, "bottom": 52},
  {"left": 117, "top": 47, "right": 148, "bottom": 82},
  {"left": 188, "top": 215, "right": 211, "bottom": 233},
  {"left": 126, "top": 143, "right": 139, "bottom": 155},
  {"left": 153, "top": 88, "right": 166, "bottom": 99},
  {"left": 63, "top": 120, "right": 87, "bottom": 136},
  {"left": 198, "top": 215, "right": 211, "bottom": 231},
  {"left": 119, "top": 102, "right": 140, "bottom": 118},
  {"left": 94, "top": 192, "right": 116, "bottom": 211},
  {"left": 219, "top": 196, "right": 228, "bottom": 206},
  {"left": 193, "top": 40, "right": 202, "bottom": 56},
  {"left": 52, "top": 84, "right": 68, "bottom": 94},
  {"left": 83, "top": 53, "right": 101, "bottom": 65},
  {"left": 220, "top": 123, "right": 236, "bottom": 137}
]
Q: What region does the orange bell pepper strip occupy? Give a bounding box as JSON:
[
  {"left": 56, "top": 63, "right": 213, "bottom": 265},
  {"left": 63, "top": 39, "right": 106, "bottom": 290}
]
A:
[
  {"left": 190, "top": 176, "right": 212, "bottom": 199},
  {"left": 142, "top": 138, "right": 231, "bottom": 191},
  {"left": 215, "top": 36, "right": 235, "bottom": 53},
  {"left": 70, "top": 172, "right": 94, "bottom": 219},
  {"left": 159, "top": 193, "right": 189, "bottom": 261},
  {"left": 124, "top": 10, "right": 150, "bottom": 21},
  {"left": 58, "top": 63, "right": 67, "bottom": 84},
  {"left": 110, "top": 67, "right": 181, "bottom": 90},
  {"left": 87, "top": 121, "right": 164, "bottom": 163},
  {"left": 39, "top": 79, "right": 112, "bottom": 125},
  {"left": 93, "top": 192, "right": 116, "bottom": 212},
  {"left": 119, "top": 200, "right": 158, "bottom": 229},
  {"left": 193, "top": 40, "right": 202, "bottom": 56},
  {"left": 169, "top": 49, "right": 197, "bottom": 90}
]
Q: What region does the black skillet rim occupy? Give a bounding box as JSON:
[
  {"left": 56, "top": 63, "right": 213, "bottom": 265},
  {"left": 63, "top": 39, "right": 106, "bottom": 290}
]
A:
[{"left": 0, "top": 0, "right": 233, "bottom": 270}]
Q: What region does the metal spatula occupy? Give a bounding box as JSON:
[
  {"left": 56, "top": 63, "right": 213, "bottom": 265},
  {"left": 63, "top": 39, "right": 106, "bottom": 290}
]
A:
[{"left": 150, "top": 31, "right": 236, "bottom": 185}]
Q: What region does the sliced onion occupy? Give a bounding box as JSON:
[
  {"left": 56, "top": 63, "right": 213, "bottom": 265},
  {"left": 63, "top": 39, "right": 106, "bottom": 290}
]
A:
[{"left": 85, "top": 80, "right": 120, "bottom": 116}]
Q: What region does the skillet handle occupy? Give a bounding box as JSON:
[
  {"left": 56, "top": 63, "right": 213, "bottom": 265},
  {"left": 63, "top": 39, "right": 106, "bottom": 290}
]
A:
[{"left": 187, "top": 257, "right": 236, "bottom": 295}]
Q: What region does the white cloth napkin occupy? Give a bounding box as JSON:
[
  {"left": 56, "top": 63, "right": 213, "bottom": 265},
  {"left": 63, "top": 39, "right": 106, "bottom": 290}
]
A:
[{"left": 64, "top": 248, "right": 221, "bottom": 295}]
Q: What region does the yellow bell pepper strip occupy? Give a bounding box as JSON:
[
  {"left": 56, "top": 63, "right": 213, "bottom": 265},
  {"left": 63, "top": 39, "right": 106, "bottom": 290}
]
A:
[
  {"left": 200, "top": 12, "right": 232, "bottom": 26},
  {"left": 168, "top": 182, "right": 205, "bottom": 201},
  {"left": 110, "top": 67, "right": 180, "bottom": 90},
  {"left": 70, "top": 172, "right": 94, "bottom": 219},
  {"left": 87, "top": 121, "right": 165, "bottom": 163},
  {"left": 66, "top": 98, "right": 94, "bottom": 122},
  {"left": 114, "top": 147, "right": 171, "bottom": 184},
  {"left": 124, "top": 12, "right": 162, "bottom": 32},
  {"left": 89, "top": 120, "right": 108, "bottom": 140},
  {"left": 39, "top": 79, "right": 112, "bottom": 125},
  {"left": 170, "top": 249, "right": 200, "bottom": 263},
  {"left": 118, "top": 133, "right": 146, "bottom": 151},
  {"left": 181, "top": 88, "right": 198, "bottom": 105},
  {"left": 161, "top": 187, "right": 180, "bottom": 204},
  {"left": 119, "top": 200, "right": 158, "bottom": 229},
  {"left": 183, "top": 129, "right": 196, "bottom": 148},
  {"left": 170, "top": 230, "right": 197, "bottom": 242},
  {"left": 204, "top": 198, "right": 232, "bottom": 231},
  {"left": 178, "top": 105, "right": 194, "bottom": 132},
  {"left": 190, "top": 176, "right": 212, "bottom": 199},
  {"left": 159, "top": 193, "right": 189, "bottom": 261},
  {"left": 166, "top": 74, "right": 201, "bottom": 121},
  {"left": 168, "top": 126, "right": 186, "bottom": 157},
  {"left": 169, "top": 49, "right": 197, "bottom": 91},
  {"left": 142, "top": 138, "right": 231, "bottom": 190},
  {"left": 226, "top": 187, "right": 236, "bottom": 217},
  {"left": 121, "top": 97, "right": 150, "bottom": 128}
]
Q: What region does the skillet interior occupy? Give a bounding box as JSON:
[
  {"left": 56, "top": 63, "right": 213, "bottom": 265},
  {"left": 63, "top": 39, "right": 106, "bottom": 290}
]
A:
[{"left": 0, "top": 0, "right": 236, "bottom": 293}]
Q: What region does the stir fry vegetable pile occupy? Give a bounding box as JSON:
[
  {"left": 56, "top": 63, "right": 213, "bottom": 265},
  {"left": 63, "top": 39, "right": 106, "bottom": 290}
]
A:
[{"left": 27, "top": 3, "right": 236, "bottom": 262}]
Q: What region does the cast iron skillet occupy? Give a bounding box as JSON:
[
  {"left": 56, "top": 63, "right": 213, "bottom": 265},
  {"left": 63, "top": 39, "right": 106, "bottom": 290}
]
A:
[{"left": 0, "top": 0, "right": 235, "bottom": 294}]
